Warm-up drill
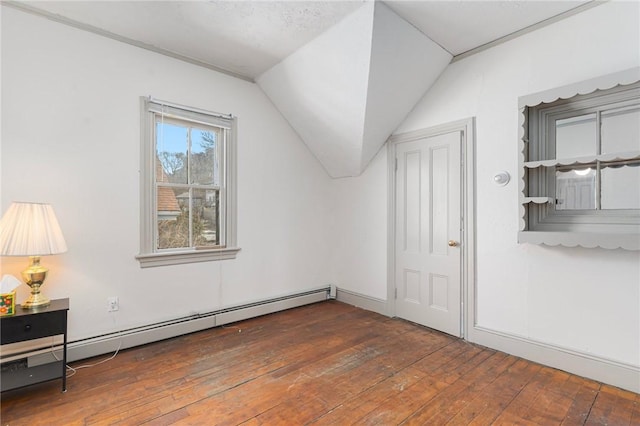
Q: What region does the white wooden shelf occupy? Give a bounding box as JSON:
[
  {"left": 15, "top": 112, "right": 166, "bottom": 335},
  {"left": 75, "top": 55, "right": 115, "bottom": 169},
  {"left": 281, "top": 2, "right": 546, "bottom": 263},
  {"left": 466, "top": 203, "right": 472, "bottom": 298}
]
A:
[
  {"left": 522, "top": 197, "right": 554, "bottom": 204},
  {"left": 518, "top": 231, "right": 640, "bottom": 251},
  {"left": 524, "top": 151, "right": 640, "bottom": 169}
]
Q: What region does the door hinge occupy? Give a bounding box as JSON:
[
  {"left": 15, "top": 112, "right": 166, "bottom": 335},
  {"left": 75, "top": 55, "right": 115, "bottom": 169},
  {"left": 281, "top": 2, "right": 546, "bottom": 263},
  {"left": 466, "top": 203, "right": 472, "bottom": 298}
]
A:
[
  {"left": 394, "top": 288, "right": 398, "bottom": 299},
  {"left": 395, "top": 158, "right": 398, "bottom": 172}
]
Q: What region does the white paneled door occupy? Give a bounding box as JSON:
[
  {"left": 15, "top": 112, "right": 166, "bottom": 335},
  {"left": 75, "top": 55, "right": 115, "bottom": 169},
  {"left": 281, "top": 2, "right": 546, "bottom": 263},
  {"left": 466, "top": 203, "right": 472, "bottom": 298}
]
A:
[{"left": 394, "top": 131, "right": 462, "bottom": 337}]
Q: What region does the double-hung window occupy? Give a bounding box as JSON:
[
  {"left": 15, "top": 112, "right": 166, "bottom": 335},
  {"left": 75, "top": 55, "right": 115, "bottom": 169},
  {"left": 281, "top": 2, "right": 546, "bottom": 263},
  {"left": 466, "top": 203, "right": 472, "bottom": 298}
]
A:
[
  {"left": 518, "top": 69, "right": 640, "bottom": 250},
  {"left": 137, "top": 98, "right": 239, "bottom": 267}
]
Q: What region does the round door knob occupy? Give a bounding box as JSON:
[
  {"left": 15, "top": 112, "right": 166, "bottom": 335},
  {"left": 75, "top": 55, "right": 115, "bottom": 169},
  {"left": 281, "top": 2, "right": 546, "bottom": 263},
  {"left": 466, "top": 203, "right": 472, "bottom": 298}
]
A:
[{"left": 448, "top": 240, "right": 459, "bottom": 247}]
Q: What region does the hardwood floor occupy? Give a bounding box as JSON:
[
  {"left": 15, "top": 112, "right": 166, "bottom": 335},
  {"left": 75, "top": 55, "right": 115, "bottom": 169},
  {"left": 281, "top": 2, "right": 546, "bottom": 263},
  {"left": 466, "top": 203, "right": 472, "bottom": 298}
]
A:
[{"left": 1, "top": 301, "right": 638, "bottom": 425}]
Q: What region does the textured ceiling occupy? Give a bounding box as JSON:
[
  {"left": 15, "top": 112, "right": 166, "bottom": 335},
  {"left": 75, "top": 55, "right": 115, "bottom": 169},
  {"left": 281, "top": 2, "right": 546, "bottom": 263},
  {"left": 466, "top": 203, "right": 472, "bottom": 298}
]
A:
[
  {"left": 5, "top": 0, "right": 597, "bottom": 177},
  {"left": 10, "top": 1, "right": 593, "bottom": 80},
  {"left": 385, "top": 0, "right": 591, "bottom": 57}
]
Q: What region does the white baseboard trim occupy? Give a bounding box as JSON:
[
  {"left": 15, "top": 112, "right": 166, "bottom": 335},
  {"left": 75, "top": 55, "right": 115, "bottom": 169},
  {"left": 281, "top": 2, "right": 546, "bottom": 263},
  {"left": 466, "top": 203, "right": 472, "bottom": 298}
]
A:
[
  {"left": 334, "top": 287, "right": 639, "bottom": 393},
  {"left": 215, "top": 292, "right": 327, "bottom": 326},
  {"left": 12, "top": 285, "right": 637, "bottom": 393},
  {"left": 468, "top": 325, "right": 640, "bottom": 393},
  {"left": 19, "top": 287, "right": 330, "bottom": 367},
  {"left": 335, "top": 288, "right": 388, "bottom": 316}
]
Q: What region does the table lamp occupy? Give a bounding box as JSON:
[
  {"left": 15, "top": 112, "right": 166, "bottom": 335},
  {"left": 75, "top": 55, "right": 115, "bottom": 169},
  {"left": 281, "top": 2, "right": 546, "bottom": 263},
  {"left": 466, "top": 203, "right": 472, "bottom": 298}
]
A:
[{"left": 0, "top": 202, "right": 68, "bottom": 309}]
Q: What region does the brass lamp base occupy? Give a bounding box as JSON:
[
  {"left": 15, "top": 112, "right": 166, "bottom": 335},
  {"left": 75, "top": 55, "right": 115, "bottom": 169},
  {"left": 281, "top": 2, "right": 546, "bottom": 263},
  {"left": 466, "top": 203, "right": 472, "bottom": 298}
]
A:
[{"left": 21, "top": 256, "right": 51, "bottom": 309}]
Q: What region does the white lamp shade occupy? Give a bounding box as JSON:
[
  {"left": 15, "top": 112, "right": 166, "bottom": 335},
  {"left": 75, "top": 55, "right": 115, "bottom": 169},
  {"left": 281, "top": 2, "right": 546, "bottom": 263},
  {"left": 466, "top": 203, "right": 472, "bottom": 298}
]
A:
[{"left": 0, "top": 202, "right": 68, "bottom": 256}]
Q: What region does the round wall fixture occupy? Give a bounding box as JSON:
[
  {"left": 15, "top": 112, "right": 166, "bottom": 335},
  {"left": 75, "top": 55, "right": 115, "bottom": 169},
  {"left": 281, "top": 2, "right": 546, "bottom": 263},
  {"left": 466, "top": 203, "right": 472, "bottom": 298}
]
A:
[{"left": 493, "top": 171, "right": 510, "bottom": 186}]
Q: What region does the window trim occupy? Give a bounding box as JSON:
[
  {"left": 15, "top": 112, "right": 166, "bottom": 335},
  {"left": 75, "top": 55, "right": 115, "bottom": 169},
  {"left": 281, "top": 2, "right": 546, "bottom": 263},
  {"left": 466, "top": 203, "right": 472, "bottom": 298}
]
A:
[
  {"left": 530, "top": 90, "right": 640, "bottom": 226},
  {"left": 137, "top": 97, "right": 239, "bottom": 267},
  {"left": 518, "top": 68, "right": 640, "bottom": 250}
]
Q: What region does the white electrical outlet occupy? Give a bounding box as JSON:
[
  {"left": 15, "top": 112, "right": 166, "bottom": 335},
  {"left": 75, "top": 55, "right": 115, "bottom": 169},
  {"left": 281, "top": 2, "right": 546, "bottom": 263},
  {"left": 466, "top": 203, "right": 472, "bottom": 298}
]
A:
[{"left": 107, "top": 296, "right": 119, "bottom": 312}]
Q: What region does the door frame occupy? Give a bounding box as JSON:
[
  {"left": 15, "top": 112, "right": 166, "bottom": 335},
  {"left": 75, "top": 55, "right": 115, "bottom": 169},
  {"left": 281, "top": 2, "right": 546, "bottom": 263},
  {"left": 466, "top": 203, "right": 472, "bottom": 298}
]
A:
[{"left": 386, "top": 118, "right": 476, "bottom": 338}]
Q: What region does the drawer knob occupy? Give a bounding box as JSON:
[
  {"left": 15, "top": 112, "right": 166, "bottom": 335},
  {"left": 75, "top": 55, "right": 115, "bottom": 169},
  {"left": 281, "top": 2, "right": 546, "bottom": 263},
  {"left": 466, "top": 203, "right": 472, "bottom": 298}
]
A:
[{"left": 24, "top": 324, "right": 32, "bottom": 332}]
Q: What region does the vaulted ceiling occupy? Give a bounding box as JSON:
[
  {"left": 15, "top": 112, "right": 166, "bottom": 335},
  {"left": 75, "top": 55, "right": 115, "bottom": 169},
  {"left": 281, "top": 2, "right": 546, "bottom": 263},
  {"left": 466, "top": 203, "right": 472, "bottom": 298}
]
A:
[
  {"left": 257, "top": 2, "right": 451, "bottom": 176},
  {"left": 7, "top": 0, "right": 595, "bottom": 176}
]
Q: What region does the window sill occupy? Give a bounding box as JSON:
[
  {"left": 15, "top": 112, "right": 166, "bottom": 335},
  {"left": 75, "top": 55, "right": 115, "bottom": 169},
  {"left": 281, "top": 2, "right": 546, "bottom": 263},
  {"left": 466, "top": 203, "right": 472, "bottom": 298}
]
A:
[
  {"left": 136, "top": 247, "right": 241, "bottom": 268},
  {"left": 518, "top": 231, "right": 639, "bottom": 250}
]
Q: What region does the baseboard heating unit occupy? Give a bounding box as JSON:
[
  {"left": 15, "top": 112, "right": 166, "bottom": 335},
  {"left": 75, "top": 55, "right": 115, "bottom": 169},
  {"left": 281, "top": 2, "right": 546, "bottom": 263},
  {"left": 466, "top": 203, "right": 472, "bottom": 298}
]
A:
[{"left": 2, "top": 286, "right": 332, "bottom": 370}]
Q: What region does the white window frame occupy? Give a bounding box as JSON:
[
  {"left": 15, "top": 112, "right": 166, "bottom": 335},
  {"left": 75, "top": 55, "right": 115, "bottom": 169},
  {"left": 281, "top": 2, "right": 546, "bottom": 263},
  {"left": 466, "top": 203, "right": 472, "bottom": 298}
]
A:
[
  {"left": 518, "top": 68, "right": 640, "bottom": 250},
  {"left": 137, "top": 97, "right": 240, "bottom": 267}
]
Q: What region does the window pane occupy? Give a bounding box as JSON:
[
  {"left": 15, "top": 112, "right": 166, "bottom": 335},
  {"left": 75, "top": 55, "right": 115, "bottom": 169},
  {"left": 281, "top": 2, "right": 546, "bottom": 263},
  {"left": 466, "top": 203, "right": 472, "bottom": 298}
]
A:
[
  {"left": 555, "top": 167, "right": 596, "bottom": 210},
  {"left": 192, "top": 188, "right": 220, "bottom": 246},
  {"left": 601, "top": 162, "right": 640, "bottom": 209},
  {"left": 555, "top": 113, "right": 597, "bottom": 159},
  {"left": 156, "top": 122, "right": 188, "bottom": 184},
  {"left": 156, "top": 187, "right": 190, "bottom": 249},
  {"left": 601, "top": 107, "right": 640, "bottom": 154},
  {"left": 190, "top": 128, "right": 219, "bottom": 185}
]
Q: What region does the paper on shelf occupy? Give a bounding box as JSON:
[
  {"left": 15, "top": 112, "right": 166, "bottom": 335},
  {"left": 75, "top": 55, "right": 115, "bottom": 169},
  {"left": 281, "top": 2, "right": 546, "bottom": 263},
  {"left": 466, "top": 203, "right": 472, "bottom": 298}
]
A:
[{"left": 0, "top": 274, "right": 22, "bottom": 293}]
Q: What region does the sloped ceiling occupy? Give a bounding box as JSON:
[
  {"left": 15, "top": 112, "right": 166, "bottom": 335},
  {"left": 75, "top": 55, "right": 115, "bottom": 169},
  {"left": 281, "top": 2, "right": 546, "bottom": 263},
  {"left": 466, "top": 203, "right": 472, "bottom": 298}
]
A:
[
  {"left": 13, "top": 0, "right": 364, "bottom": 80},
  {"left": 5, "top": 0, "right": 595, "bottom": 177},
  {"left": 257, "top": 2, "right": 451, "bottom": 177},
  {"left": 10, "top": 1, "right": 592, "bottom": 80}
]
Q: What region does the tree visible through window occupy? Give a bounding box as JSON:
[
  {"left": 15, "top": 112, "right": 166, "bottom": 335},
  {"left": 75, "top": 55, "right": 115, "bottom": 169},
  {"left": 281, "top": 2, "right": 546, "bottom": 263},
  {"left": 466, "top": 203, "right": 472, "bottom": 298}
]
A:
[
  {"left": 138, "top": 98, "right": 239, "bottom": 267},
  {"left": 155, "top": 120, "right": 222, "bottom": 250}
]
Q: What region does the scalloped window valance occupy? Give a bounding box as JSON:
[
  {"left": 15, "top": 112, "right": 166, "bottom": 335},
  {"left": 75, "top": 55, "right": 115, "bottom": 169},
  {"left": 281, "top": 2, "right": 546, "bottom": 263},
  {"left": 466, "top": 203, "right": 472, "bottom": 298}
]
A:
[{"left": 518, "top": 68, "right": 640, "bottom": 250}]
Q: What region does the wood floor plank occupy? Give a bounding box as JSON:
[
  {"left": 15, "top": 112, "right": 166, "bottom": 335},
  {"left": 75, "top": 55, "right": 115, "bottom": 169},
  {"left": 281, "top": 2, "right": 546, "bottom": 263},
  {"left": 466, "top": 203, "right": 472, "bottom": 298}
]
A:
[
  {"left": 356, "top": 375, "right": 450, "bottom": 425},
  {"left": 400, "top": 352, "right": 517, "bottom": 424},
  {"left": 585, "top": 384, "right": 638, "bottom": 425},
  {"left": 310, "top": 340, "right": 472, "bottom": 425},
  {"left": 458, "top": 360, "right": 543, "bottom": 425},
  {"left": 310, "top": 365, "right": 430, "bottom": 425},
  {"left": 0, "top": 301, "right": 637, "bottom": 426},
  {"left": 632, "top": 391, "right": 640, "bottom": 425},
  {"left": 162, "top": 320, "right": 410, "bottom": 423},
  {"left": 352, "top": 342, "right": 490, "bottom": 424},
  {"left": 2, "top": 304, "right": 362, "bottom": 424},
  {"left": 175, "top": 326, "right": 449, "bottom": 424},
  {"left": 560, "top": 377, "right": 601, "bottom": 426},
  {"left": 493, "top": 366, "right": 574, "bottom": 424},
  {"left": 84, "top": 304, "right": 383, "bottom": 424}
]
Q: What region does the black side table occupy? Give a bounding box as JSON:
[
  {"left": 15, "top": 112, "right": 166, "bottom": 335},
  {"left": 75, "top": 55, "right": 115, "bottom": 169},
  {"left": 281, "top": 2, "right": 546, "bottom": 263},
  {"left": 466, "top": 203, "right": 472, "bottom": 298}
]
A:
[{"left": 1, "top": 298, "right": 69, "bottom": 392}]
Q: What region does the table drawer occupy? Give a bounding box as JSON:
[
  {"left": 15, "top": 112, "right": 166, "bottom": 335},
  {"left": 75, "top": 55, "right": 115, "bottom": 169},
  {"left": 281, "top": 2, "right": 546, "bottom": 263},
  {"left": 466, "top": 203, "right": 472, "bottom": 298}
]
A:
[{"left": 1, "top": 310, "right": 67, "bottom": 344}]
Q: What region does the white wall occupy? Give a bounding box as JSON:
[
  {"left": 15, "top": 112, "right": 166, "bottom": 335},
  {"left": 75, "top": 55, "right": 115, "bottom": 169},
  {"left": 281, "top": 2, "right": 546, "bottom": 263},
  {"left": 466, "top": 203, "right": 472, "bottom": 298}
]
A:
[
  {"left": 396, "top": 2, "right": 638, "bottom": 368},
  {"left": 329, "top": 146, "right": 388, "bottom": 301},
  {"left": 328, "top": 1, "right": 640, "bottom": 391},
  {"left": 2, "top": 0, "right": 639, "bottom": 392},
  {"left": 1, "top": 7, "right": 333, "bottom": 341}
]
